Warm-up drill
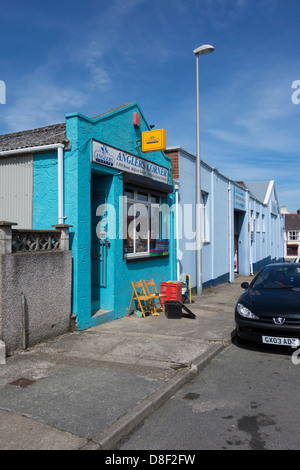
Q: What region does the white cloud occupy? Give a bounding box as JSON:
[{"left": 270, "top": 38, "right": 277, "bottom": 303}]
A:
[
  {"left": 64, "top": 0, "right": 147, "bottom": 90},
  {"left": 1, "top": 72, "right": 87, "bottom": 132},
  {"left": 0, "top": 0, "right": 149, "bottom": 134},
  {"left": 203, "top": 62, "right": 300, "bottom": 157}
]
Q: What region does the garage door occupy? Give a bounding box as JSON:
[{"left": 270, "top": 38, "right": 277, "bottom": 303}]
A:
[{"left": 0, "top": 155, "right": 33, "bottom": 229}]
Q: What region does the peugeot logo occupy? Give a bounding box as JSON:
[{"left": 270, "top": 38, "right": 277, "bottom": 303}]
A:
[{"left": 273, "top": 317, "right": 285, "bottom": 325}]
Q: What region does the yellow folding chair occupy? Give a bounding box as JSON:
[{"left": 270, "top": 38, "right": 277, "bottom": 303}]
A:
[
  {"left": 127, "top": 280, "right": 154, "bottom": 318},
  {"left": 143, "top": 279, "right": 165, "bottom": 315}
]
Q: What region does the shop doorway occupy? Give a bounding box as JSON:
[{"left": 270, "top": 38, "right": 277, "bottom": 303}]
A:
[
  {"left": 91, "top": 174, "right": 112, "bottom": 314},
  {"left": 234, "top": 234, "right": 239, "bottom": 273},
  {"left": 234, "top": 210, "right": 245, "bottom": 274},
  {"left": 91, "top": 189, "right": 107, "bottom": 307}
]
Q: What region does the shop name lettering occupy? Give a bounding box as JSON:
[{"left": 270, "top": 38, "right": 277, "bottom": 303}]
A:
[
  {"left": 117, "top": 152, "right": 167, "bottom": 177},
  {"left": 93, "top": 143, "right": 168, "bottom": 182},
  {"left": 0, "top": 80, "right": 6, "bottom": 104}
]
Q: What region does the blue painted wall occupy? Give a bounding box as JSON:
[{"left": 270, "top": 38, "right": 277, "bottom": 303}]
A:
[
  {"left": 33, "top": 102, "right": 176, "bottom": 330},
  {"left": 170, "top": 147, "right": 283, "bottom": 291},
  {"left": 249, "top": 183, "right": 284, "bottom": 273},
  {"left": 176, "top": 148, "right": 237, "bottom": 289},
  {"left": 33, "top": 151, "right": 59, "bottom": 228},
  {"left": 178, "top": 150, "right": 196, "bottom": 285}
]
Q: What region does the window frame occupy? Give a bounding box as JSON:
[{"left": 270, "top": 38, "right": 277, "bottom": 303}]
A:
[
  {"left": 123, "top": 187, "right": 168, "bottom": 260},
  {"left": 287, "top": 245, "right": 298, "bottom": 256},
  {"left": 288, "top": 231, "right": 300, "bottom": 241}
]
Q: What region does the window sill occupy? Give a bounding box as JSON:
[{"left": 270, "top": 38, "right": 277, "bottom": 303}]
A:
[{"left": 125, "top": 254, "right": 169, "bottom": 262}]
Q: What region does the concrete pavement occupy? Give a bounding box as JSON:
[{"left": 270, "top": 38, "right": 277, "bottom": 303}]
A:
[{"left": 0, "top": 275, "right": 252, "bottom": 450}]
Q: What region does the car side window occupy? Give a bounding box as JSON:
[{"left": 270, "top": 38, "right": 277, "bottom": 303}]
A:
[{"left": 252, "top": 269, "right": 269, "bottom": 288}]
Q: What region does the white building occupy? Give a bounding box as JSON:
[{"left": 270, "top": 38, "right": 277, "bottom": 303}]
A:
[{"left": 281, "top": 208, "right": 300, "bottom": 261}]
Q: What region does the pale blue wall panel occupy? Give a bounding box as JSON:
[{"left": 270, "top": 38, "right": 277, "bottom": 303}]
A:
[{"left": 0, "top": 155, "right": 33, "bottom": 229}]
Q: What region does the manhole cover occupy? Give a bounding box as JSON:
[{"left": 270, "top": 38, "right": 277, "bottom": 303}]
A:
[{"left": 9, "top": 378, "right": 36, "bottom": 388}]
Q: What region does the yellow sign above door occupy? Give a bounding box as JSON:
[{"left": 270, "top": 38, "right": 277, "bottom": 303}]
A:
[{"left": 141, "top": 129, "right": 166, "bottom": 153}]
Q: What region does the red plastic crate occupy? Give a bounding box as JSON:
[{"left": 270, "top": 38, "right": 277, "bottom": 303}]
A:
[{"left": 160, "top": 282, "right": 182, "bottom": 304}]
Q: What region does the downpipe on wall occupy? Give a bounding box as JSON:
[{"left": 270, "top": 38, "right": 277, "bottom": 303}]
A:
[
  {"left": 249, "top": 198, "right": 253, "bottom": 275},
  {"left": 174, "top": 179, "right": 180, "bottom": 281},
  {"left": 228, "top": 183, "right": 233, "bottom": 283},
  {"left": 21, "top": 293, "right": 27, "bottom": 349}
]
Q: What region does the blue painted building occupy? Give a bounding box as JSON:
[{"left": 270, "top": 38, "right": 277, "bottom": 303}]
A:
[
  {"left": 241, "top": 180, "right": 285, "bottom": 273},
  {"left": 165, "top": 147, "right": 284, "bottom": 290},
  {"left": 0, "top": 103, "right": 176, "bottom": 330}
]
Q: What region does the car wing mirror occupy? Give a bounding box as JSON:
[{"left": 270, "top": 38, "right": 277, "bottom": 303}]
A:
[{"left": 241, "top": 282, "right": 249, "bottom": 289}]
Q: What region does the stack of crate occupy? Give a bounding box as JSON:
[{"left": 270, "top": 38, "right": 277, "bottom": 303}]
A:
[
  {"left": 150, "top": 240, "right": 169, "bottom": 256},
  {"left": 160, "top": 281, "right": 182, "bottom": 305}
]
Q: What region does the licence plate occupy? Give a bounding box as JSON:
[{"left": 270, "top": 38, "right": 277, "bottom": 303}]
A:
[{"left": 262, "top": 336, "right": 300, "bottom": 347}]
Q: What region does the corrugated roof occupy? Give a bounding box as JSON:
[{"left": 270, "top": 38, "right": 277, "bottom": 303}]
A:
[{"left": 0, "top": 123, "right": 69, "bottom": 152}]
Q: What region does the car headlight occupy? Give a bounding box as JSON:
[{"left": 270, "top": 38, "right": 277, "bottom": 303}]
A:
[{"left": 236, "top": 303, "right": 259, "bottom": 320}]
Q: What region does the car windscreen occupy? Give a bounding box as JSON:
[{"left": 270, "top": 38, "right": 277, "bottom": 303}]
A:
[{"left": 251, "top": 266, "right": 300, "bottom": 289}]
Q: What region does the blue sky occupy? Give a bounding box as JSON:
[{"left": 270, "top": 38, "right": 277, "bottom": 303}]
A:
[{"left": 1, "top": 0, "right": 300, "bottom": 212}]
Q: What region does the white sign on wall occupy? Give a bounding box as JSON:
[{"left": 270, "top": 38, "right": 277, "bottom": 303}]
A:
[
  {"left": 234, "top": 187, "right": 246, "bottom": 211},
  {"left": 92, "top": 140, "right": 169, "bottom": 184}
]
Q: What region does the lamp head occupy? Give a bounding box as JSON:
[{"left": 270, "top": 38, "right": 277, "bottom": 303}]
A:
[{"left": 193, "top": 44, "right": 215, "bottom": 56}]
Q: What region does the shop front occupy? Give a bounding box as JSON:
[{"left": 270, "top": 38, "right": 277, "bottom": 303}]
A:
[{"left": 62, "top": 103, "right": 176, "bottom": 329}]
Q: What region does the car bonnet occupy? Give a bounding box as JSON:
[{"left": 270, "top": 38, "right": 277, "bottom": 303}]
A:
[{"left": 239, "top": 287, "right": 300, "bottom": 318}]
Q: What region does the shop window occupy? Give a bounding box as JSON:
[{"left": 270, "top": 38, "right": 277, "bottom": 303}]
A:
[
  {"left": 124, "top": 188, "right": 168, "bottom": 259},
  {"left": 287, "top": 245, "right": 298, "bottom": 256}
]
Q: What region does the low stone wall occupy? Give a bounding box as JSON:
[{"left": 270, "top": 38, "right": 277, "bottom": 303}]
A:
[{"left": 0, "top": 222, "right": 73, "bottom": 355}]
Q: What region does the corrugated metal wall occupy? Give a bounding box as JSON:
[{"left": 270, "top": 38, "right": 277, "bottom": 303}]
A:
[{"left": 0, "top": 155, "right": 33, "bottom": 229}]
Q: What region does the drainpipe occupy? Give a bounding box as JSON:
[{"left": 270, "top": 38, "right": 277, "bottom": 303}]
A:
[
  {"left": 249, "top": 196, "right": 253, "bottom": 275},
  {"left": 173, "top": 179, "right": 180, "bottom": 281},
  {"left": 57, "top": 145, "right": 65, "bottom": 224},
  {"left": 21, "top": 293, "right": 27, "bottom": 349},
  {"left": 0, "top": 143, "right": 65, "bottom": 225},
  {"left": 228, "top": 183, "right": 233, "bottom": 283}
]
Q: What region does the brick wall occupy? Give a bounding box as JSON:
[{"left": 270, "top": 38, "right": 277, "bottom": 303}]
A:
[{"left": 165, "top": 150, "right": 179, "bottom": 180}]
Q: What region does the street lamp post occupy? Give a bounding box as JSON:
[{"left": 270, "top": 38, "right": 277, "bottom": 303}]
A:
[{"left": 193, "top": 44, "right": 214, "bottom": 296}]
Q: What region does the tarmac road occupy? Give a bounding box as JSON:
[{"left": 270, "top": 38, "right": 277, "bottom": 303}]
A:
[{"left": 116, "top": 340, "right": 300, "bottom": 450}]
